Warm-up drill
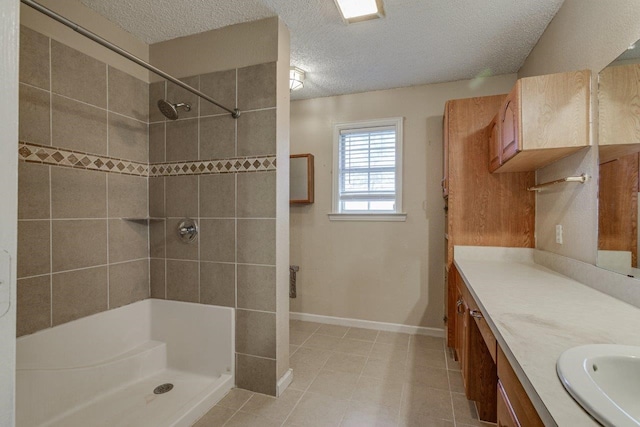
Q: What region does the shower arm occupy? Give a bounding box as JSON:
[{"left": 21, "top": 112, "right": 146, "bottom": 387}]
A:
[{"left": 21, "top": 0, "right": 241, "bottom": 119}]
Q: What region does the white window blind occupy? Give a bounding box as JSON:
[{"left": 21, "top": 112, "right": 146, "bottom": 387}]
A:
[{"left": 338, "top": 125, "right": 397, "bottom": 213}]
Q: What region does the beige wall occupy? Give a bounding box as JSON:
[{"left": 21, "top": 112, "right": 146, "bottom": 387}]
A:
[
  {"left": 20, "top": 0, "right": 150, "bottom": 82},
  {"left": 290, "top": 74, "right": 517, "bottom": 329},
  {"left": 149, "top": 17, "right": 279, "bottom": 81},
  {"left": 0, "top": 1, "right": 19, "bottom": 424},
  {"left": 519, "top": 0, "right": 640, "bottom": 263}
]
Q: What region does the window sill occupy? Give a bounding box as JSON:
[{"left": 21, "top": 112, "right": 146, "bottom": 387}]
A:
[{"left": 327, "top": 213, "right": 408, "bottom": 222}]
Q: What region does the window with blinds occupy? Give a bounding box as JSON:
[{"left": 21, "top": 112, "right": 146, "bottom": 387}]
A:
[{"left": 333, "top": 118, "right": 403, "bottom": 215}]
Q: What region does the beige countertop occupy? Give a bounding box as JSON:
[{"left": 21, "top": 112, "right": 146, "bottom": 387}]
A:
[{"left": 453, "top": 246, "right": 640, "bottom": 427}]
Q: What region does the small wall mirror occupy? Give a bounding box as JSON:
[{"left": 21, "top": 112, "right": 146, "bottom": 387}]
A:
[{"left": 290, "top": 154, "right": 314, "bottom": 204}]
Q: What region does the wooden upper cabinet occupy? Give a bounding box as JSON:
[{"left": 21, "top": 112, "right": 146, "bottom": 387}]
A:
[
  {"left": 492, "top": 70, "right": 591, "bottom": 173},
  {"left": 599, "top": 63, "right": 640, "bottom": 164},
  {"left": 500, "top": 85, "right": 520, "bottom": 165},
  {"left": 488, "top": 114, "right": 501, "bottom": 172}
]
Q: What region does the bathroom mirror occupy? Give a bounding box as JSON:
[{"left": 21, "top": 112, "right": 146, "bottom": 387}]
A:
[
  {"left": 290, "top": 153, "right": 314, "bottom": 204},
  {"left": 597, "top": 38, "right": 640, "bottom": 278}
]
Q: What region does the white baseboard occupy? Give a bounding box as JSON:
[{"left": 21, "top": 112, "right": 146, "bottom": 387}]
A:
[
  {"left": 289, "top": 312, "right": 444, "bottom": 337},
  {"left": 276, "top": 368, "right": 293, "bottom": 396}
]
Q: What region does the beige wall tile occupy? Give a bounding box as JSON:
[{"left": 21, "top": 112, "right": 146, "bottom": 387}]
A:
[
  {"left": 17, "top": 275, "right": 51, "bottom": 336},
  {"left": 200, "top": 262, "right": 235, "bottom": 307},
  {"left": 108, "top": 113, "right": 148, "bottom": 163},
  {"left": 199, "top": 115, "right": 236, "bottom": 159},
  {"left": 19, "top": 26, "right": 49, "bottom": 90},
  {"left": 51, "top": 40, "right": 106, "bottom": 108},
  {"left": 52, "top": 266, "right": 108, "bottom": 325},
  {"left": 200, "top": 219, "right": 235, "bottom": 263},
  {"left": 237, "top": 109, "right": 276, "bottom": 157},
  {"left": 236, "top": 353, "right": 276, "bottom": 396},
  {"left": 165, "top": 175, "right": 198, "bottom": 218},
  {"left": 166, "top": 118, "right": 199, "bottom": 161},
  {"left": 18, "top": 162, "right": 50, "bottom": 220},
  {"left": 108, "top": 219, "right": 148, "bottom": 263},
  {"left": 237, "top": 219, "right": 275, "bottom": 265},
  {"left": 108, "top": 174, "right": 147, "bottom": 218},
  {"left": 166, "top": 76, "right": 199, "bottom": 119},
  {"left": 236, "top": 309, "right": 276, "bottom": 358},
  {"left": 149, "top": 81, "right": 166, "bottom": 123},
  {"left": 109, "top": 259, "right": 149, "bottom": 309},
  {"left": 17, "top": 220, "right": 50, "bottom": 278},
  {"left": 148, "top": 177, "right": 165, "bottom": 218},
  {"left": 166, "top": 260, "right": 199, "bottom": 302},
  {"left": 237, "top": 63, "right": 276, "bottom": 110},
  {"left": 237, "top": 171, "right": 276, "bottom": 218},
  {"left": 165, "top": 218, "right": 198, "bottom": 260},
  {"left": 237, "top": 264, "right": 275, "bottom": 311},
  {"left": 108, "top": 66, "right": 149, "bottom": 122},
  {"left": 200, "top": 174, "right": 235, "bottom": 218},
  {"left": 52, "top": 220, "right": 107, "bottom": 272},
  {"left": 52, "top": 95, "right": 107, "bottom": 155},
  {"left": 150, "top": 258, "right": 165, "bottom": 299},
  {"left": 149, "top": 123, "right": 165, "bottom": 163},
  {"left": 149, "top": 219, "right": 166, "bottom": 258},
  {"left": 51, "top": 168, "right": 106, "bottom": 219},
  {"left": 200, "top": 69, "right": 236, "bottom": 116},
  {"left": 19, "top": 84, "right": 50, "bottom": 146}
]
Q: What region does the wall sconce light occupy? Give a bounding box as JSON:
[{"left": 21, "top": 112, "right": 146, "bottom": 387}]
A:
[{"left": 290, "top": 67, "right": 305, "bottom": 91}]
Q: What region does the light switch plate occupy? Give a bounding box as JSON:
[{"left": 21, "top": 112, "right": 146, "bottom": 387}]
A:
[{"left": 556, "top": 224, "right": 563, "bottom": 244}]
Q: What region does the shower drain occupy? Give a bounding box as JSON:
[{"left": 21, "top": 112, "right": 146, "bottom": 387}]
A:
[{"left": 153, "top": 383, "right": 174, "bottom": 394}]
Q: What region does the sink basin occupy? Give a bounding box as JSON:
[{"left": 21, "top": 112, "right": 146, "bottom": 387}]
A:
[{"left": 557, "top": 344, "right": 640, "bottom": 427}]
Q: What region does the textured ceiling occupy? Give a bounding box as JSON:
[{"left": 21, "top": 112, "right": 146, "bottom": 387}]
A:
[{"left": 80, "top": 0, "right": 565, "bottom": 100}]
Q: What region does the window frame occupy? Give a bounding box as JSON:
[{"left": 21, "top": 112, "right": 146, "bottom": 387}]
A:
[{"left": 329, "top": 117, "right": 406, "bottom": 222}]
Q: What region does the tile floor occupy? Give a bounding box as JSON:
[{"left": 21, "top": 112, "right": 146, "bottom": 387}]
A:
[{"left": 193, "top": 321, "right": 493, "bottom": 427}]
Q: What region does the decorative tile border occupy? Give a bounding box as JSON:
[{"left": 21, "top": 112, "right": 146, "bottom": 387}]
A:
[
  {"left": 19, "top": 142, "right": 148, "bottom": 176},
  {"left": 18, "top": 141, "right": 277, "bottom": 177},
  {"left": 148, "top": 157, "right": 276, "bottom": 176}
]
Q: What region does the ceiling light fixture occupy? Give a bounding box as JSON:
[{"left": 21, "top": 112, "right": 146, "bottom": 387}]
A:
[
  {"left": 290, "top": 66, "right": 305, "bottom": 91},
  {"left": 334, "top": 0, "right": 384, "bottom": 24}
]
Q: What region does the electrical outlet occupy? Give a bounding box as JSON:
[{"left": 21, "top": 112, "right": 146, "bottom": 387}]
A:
[{"left": 555, "top": 224, "right": 563, "bottom": 244}]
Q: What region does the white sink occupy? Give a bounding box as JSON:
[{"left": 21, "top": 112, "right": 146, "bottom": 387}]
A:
[{"left": 557, "top": 344, "right": 640, "bottom": 427}]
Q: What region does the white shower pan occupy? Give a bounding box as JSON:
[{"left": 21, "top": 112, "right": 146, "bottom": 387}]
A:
[{"left": 16, "top": 299, "right": 234, "bottom": 427}]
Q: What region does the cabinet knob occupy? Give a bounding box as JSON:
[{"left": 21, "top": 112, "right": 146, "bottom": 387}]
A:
[
  {"left": 456, "top": 299, "right": 464, "bottom": 314},
  {"left": 470, "top": 309, "right": 483, "bottom": 319}
]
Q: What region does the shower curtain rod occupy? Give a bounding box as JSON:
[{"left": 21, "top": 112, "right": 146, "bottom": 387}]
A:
[{"left": 21, "top": 0, "right": 241, "bottom": 118}]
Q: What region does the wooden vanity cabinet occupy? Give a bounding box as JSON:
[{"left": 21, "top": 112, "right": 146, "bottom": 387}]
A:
[
  {"left": 490, "top": 70, "right": 591, "bottom": 173},
  {"left": 497, "top": 346, "right": 544, "bottom": 427},
  {"left": 497, "top": 381, "right": 519, "bottom": 427},
  {"left": 453, "top": 267, "right": 497, "bottom": 422}
]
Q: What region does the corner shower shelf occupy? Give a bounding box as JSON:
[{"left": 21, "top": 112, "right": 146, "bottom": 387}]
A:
[{"left": 122, "top": 217, "right": 165, "bottom": 223}]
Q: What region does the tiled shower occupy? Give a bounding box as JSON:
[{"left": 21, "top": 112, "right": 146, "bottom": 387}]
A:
[{"left": 17, "top": 19, "right": 288, "bottom": 396}]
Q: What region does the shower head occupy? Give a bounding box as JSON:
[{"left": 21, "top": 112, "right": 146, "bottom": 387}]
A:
[{"left": 157, "top": 99, "right": 191, "bottom": 120}]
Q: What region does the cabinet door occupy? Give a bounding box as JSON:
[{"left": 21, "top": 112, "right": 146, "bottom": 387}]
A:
[
  {"left": 488, "top": 114, "right": 501, "bottom": 172},
  {"left": 500, "top": 86, "right": 520, "bottom": 164},
  {"left": 442, "top": 101, "right": 450, "bottom": 198},
  {"left": 498, "top": 381, "right": 520, "bottom": 427}
]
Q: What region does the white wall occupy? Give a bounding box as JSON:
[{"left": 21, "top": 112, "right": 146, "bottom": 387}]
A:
[
  {"left": 519, "top": 0, "right": 640, "bottom": 263},
  {"left": 290, "top": 74, "right": 517, "bottom": 329},
  {"left": 0, "top": 1, "right": 19, "bottom": 425}
]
